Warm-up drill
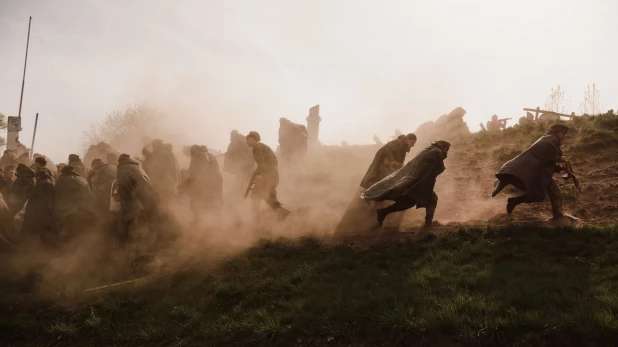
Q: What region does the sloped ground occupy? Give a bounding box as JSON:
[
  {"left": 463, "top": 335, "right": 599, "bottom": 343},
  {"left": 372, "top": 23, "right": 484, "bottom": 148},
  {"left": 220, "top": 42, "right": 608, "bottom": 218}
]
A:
[
  {"left": 1, "top": 114, "right": 617, "bottom": 346},
  {"left": 276, "top": 113, "right": 618, "bottom": 239},
  {"left": 2, "top": 225, "right": 618, "bottom": 346}
]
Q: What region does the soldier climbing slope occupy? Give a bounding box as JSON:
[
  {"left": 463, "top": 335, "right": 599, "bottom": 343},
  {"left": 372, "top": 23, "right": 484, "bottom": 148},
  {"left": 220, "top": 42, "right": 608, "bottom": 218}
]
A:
[
  {"left": 492, "top": 124, "right": 576, "bottom": 221},
  {"left": 360, "top": 133, "right": 417, "bottom": 190},
  {"left": 361, "top": 140, "right": 450, "bottom": 229},
  {"left": 245, "top": 131, "right": 290, "bottom": 223}
]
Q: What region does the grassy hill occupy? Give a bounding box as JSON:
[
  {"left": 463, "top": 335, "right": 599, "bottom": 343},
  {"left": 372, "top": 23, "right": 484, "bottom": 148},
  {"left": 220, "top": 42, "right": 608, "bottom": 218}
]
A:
[
  {"left": 2, "top": 224, "right": 618, "bottom": 346},
  {"left": 1, "top": 112, "right": 618, "bottom": 346}
]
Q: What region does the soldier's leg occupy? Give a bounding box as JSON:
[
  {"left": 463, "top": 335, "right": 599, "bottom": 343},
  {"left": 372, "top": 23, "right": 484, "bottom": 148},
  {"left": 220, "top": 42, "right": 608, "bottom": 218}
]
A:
[
  {"left": 250, "top": 188, "right": 263, "bottom": 223},
  {"left": 506, "top": 194, "right": 543, "bottom": 214},
  {"left": 424, "top": 192, "right": 438, "bottom": 228},
  {"left": 547, "top": 179, "right": 564, "bottom": 218},
  {"left": 376, "top": 196, "right": 417, "bottom": 226},
  {"left": 264, "top": 188, "right": 290, "bottom": 221}
]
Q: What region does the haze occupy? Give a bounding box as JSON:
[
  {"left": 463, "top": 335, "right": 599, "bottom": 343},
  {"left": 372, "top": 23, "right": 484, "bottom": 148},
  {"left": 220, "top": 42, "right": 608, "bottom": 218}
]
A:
[{"left": 1, "top": 0, "right": 616, "bottom": 163}]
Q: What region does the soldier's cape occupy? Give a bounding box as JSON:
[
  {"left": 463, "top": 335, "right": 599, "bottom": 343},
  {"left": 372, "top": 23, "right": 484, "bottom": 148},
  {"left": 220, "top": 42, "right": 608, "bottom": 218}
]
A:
[
  {"left": 361, "top": 144, "right": 446, "bottom": 208},
  {"left": 359, "top": 137, "right": 409, "bottom": 189},
  {"left": 495, "top": 133, "right": 562, "bottom": 199}
]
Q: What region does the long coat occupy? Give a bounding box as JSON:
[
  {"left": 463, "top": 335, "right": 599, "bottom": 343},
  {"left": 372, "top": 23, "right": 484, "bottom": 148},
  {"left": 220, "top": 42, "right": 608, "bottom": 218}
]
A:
[
  {"left": 10, "top": 167, "right": 35, "bottom": 215},
  {"left": 91, "top": 163, "right": 118, "bottom": 213},
  {"left": 224, "top": 133, "right": 254, "bottom": 176},
  {"left": 361, "top": 145, "right": 446, "bottom": 208},
  {"left": 495, "top": 133, "right": 562, "bottom": 199},
  {"left": 117, "top": 157, "right": 160, "bottom": 221},
  {"left": 22, "top": 176, "right": 58, "bottom": 245},
  {"left": 181, "top": 148, "right": 223, "bottom": 210},
  {"left": 360, "top": 137, "right": 410, "bottom": 189},
  {"left": 54, "top": 172, "right": 93, "bottom": 220}
]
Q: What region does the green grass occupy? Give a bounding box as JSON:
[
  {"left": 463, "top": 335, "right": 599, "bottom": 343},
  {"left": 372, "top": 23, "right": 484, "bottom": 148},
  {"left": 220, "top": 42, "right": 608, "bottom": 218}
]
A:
[{"left": 2, "top": 225, "right": 618, "bottom": 346}]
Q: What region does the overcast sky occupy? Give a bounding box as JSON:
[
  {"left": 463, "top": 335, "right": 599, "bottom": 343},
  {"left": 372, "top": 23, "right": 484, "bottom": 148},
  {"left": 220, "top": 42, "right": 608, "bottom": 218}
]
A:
[{"left": 1, "top": 0, "right": 616, "bottom": 162}]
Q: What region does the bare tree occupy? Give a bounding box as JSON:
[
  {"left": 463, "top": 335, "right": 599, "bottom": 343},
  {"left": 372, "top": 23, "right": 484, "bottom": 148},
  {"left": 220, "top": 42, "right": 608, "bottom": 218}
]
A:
[
  {"left": 544, "top": 85, "right": 571, "bottom": 114},
  {"left": 80, "top": 103, "right": 163, "bottom": 152},
  {"left": 579, "top": 83, "right": 603, "bottom": 115}
]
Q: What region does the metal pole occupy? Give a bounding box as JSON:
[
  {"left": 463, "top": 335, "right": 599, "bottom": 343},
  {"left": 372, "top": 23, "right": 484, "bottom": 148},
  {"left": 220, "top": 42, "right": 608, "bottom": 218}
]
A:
[
  {"left": 30, "top": 113, "right": 39, "bottom": 159},
  {"left": 18, "top": 16, "right": 32, "bottom": 119}
]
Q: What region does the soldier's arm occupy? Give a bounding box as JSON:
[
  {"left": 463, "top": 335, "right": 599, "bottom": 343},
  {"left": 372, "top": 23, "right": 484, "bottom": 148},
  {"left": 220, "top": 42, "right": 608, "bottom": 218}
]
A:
[{"left": 253, "top": 146, "right": 265, "bottom": 174}]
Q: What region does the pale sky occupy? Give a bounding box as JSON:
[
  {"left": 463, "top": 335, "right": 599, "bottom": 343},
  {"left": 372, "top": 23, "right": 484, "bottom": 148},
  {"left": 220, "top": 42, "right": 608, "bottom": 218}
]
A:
[{"left": 1, "top": 0, "right": 616, "bottom": 162}]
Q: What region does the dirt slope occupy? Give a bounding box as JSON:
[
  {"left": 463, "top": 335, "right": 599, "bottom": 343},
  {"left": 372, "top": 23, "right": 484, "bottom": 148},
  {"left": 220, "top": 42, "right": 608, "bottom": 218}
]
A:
[{"left": 272, "top": 113, "right": 618, "bottom": 239}]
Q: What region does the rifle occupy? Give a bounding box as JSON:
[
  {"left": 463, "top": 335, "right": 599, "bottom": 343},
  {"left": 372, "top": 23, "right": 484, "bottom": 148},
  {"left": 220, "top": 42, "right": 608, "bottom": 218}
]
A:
[
  {"left": 244, "top": 172, "right": 257, "bottom": 199},
  {"left": 498, "top": 118, "right": 512, "bottom": 122},
  {"left": 561, "top": 160, "right": 581, "bottom": 192}
]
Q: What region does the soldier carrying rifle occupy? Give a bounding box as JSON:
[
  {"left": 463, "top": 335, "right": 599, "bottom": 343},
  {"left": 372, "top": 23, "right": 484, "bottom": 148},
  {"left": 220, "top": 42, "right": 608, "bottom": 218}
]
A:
[
  {"left": 245, "top": 131, "right": 290, "bottom": 223},
  {"left": 492, "top": 124, "right": 579, "bottom": 221}
]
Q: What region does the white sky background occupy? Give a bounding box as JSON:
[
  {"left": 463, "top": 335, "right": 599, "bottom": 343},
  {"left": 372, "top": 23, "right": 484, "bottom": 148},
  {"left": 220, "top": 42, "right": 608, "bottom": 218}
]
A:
[{"left": 0, "top": 0, "right": 616, "bottom": 162}]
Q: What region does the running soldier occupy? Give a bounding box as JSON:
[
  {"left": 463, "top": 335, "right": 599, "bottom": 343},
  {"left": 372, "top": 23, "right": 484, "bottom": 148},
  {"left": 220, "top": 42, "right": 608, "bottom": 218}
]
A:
[
  {"left": 245, "top": 131, "right": 290, "bottom": 222},
  {"left": 492, "top": 124, "right": 573, "bottom": 220},
  {"left": 362, "top": 140, "right": 450, "bottom": 228}
]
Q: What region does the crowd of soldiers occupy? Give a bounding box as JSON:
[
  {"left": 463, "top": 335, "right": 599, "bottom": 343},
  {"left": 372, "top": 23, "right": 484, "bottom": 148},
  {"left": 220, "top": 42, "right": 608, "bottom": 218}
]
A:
[
  {"left": 0, "top": 115, "right": 576, "bottom": 264},
  {"left": 0, "top": 117, "right": 313, "bottom": 255}
]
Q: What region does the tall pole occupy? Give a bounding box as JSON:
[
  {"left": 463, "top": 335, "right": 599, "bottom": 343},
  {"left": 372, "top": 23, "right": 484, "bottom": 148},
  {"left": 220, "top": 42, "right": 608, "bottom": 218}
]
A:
[
  {"left": 30, "top": 113, "right": 39, "bottom": 159},
  {"left": 18, "top": 16, "right": 32, "bottom": 119}
]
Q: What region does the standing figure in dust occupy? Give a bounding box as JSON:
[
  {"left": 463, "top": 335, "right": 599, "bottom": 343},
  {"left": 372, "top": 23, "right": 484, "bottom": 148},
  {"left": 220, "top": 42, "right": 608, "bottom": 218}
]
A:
[
  {"left": 179, "top": 145, "right": 224, "bottom": 226},
  {"left": 245, "top": 131, "right": 290, "bottom": 222},
  {"left": 54, "top": 166, "right": 96, "bottom": 240},
  {"left": 10, "top": 164, "right": 35, "bottom": 216},
  {"left": 492, "top": 124, "right": 573, "bottom": 220},
  {"left": 89, "top": 158, "right": 118, "bottom": 219},
  {"left": 142, "top": 139, "right": 180, "bottom": 202},
  {"left": 68, "top": 154, "right": 87, "bottom": 178},
  {"left": 278, "top": 118, "right": 308, "bottom": 164},
  {"left": 362, "top": 141, "right": 450, "bottom": 229},
  {"left": 116, "top": 154, "right": 179, "bottom": 247},
  {"left": 360, "top": 133, "right": 418, "bottom": 190},
  {"left": 224, "top": 130, "right": 255, "bottom": 197},
  {"left": 21, "top": 170, "right": 58, "bottom": 248}
]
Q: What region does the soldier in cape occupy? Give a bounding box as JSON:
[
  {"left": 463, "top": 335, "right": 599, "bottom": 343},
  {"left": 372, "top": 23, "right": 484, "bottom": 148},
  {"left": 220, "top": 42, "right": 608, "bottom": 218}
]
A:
[
  {"left": 492, "top": 124, "right": 573, "bottom": 220},
  {"left": 360, "top": 133, "right": 417, "bottom": 190},
  {"left": 179, "top": 145, "right": 224, "bottom": 226},
  {"left": 223, "top": 130, "right": 255, "bottom": 198},
  {"left": 54, "top": 166, "right": 96, "bottom": 240},
  {"left": 362, "top": 140, "right": 450, "bottom": 228}
]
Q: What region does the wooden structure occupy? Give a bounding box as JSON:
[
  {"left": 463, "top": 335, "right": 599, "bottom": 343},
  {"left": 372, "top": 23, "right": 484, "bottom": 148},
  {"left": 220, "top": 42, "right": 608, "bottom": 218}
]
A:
[{"left": 523, "top": 107, "right": 577, "bottom": 121}]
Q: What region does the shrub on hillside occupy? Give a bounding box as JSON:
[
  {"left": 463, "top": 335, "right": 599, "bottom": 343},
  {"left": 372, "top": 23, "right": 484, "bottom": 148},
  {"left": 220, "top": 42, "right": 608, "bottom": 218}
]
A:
[
  {"left": 592, "top": 113, "right": 618, "bottom": 131},
  {"left": 574, "top": 125, "right": 618, "bottom": 150}
]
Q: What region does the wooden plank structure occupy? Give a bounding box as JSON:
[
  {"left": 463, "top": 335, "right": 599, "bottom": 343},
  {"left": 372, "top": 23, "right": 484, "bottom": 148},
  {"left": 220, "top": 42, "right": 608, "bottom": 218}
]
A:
[{"left": 523, "top": 107, "right": 577, "bottom": 121}]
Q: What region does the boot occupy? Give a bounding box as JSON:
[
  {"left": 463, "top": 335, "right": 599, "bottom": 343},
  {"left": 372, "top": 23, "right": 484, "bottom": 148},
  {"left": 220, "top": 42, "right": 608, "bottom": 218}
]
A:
[
  {"left": 492, "top": 180, "right": 508, "bottom": 197},
  {"left": 376, "top": 208, "right": 388, "bottom": 226},
  {"left": 506, "top": 197, "right": 520, "bottom": 214},
  {"left": 423, "top": 213, "right": 434, "bottom": 229}
]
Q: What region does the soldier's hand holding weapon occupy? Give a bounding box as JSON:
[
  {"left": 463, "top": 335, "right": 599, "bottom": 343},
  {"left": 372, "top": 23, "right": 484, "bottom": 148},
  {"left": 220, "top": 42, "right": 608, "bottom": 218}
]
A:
[
  {"left": 244, "top": 172, "right": 258, "bottom": 199},
  {"left": 560, "top": 157, "right": 581, "bottom": 193}
]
